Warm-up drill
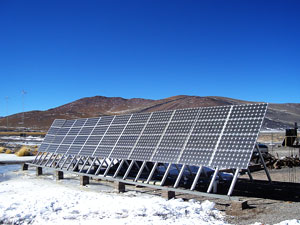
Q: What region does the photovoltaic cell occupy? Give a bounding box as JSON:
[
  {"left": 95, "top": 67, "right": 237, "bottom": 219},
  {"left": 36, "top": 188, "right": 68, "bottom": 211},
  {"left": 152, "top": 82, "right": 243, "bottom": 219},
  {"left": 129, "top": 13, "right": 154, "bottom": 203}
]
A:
[
  {"left": 57, "top": 128, "right": 70, "bottom": 136},
  {"left": 110, "top": 147, "right": 132, "bottom": 159},
  {"left": 172, "top": 108, "right": 199, "bottom": 121},
  {"left": 93, "top": 146, "right": 114, "bottom": 158},
  {"left": 143, "top": 123, "right": 167, "bottom": 134},
  {"left": 97, "top": 116, "right": 114, "bottom": 126},
  {"left": 123, "top": 124, "right": 144, "bottom": 135},
  {"left": 73, "top": 118, "right": 87, "bottom": 127},
  {"left": 85, "top": 135, "right": 102, "bottom": 146},
  {"left": 105, "top": 125, "right": 126, "bottom": 135},
  {"left": 62, "top": 136, "right": 76, "bottom": 145},
  {"left": 80, "top": 145, "right": 96, "bottom": 156},
  {"left": 152, "top": 147, "right": 182, "bottom": 162},
  {"left": 130, "top": 147, "right": 155, "bottom": 161},
  {"left": 62, "top": 120, "right": 76, "bottom": 127},
  {"left": 148, "top": 111, "right": 173, "bottom": 123},
  {"left": 84, "top": 117, "right": 99, "bottom": 127},
  {"left": 166, "top": 121, "right": 193, "bottom": 134},
  {"left": 78, "top": 127, "right": 94, "bottom": 135},
  {"left": 38, "top": 103, "right": 267, "bottom": 170},
  {"left": 56, "top": 145, "right": 70, "bottom": 154},
  {"left": 91, "top": 126, "right": 108, "bottom": 135},
  {"left": 112, "top": 114, "right": 131, "bottom": 125},
  {"left": 129, "top": 112, "right": 151, "bottom": 124},
  {"left": 51, "top": 119, "right": 66, "bottom": 127}
]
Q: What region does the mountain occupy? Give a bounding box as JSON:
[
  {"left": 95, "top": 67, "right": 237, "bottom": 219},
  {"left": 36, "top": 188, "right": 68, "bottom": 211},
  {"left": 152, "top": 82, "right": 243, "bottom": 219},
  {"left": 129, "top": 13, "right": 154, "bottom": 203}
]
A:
[{"left": 0, "top": 95, "right": 299, "bottom": 131}]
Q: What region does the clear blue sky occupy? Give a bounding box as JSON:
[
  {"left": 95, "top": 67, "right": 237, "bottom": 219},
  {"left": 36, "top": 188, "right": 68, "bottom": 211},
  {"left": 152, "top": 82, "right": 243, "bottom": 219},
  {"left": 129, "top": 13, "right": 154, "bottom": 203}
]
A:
[{"left": 0, "top": 0, "right": 299, "bottom": 116}]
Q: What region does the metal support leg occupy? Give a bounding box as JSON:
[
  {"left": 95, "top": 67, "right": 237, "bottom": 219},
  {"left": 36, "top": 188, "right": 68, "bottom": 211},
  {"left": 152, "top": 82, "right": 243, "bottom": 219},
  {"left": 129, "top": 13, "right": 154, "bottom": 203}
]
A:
[
  {"left": 186, "top": 165, "right": 193, "bottom": 176},
  {"left": 103, "top": 160, "right": 109, "bottom": 167},
  {"left": 113, "top": 160, "right": 125, "bottom": 178},
  {"left": 134, "top": 161, "right": 147, "bottom": 182},
  {"left": 134, "top": 161, "right": 140, "bottom": 170},
  {"left": 72, "top": 156, "right": 84, "bottom": 172},
  {"left": 227, "top": 168, "right": 239, "bottom": 196},
  {"left": 87, "top": 158, "right": 97, "bottom": 174},
  {"left": 160, "top": 163, "right": 172, "bottom": 186},
  {"left": 60, "top": 155, "right": 70, "bottom": 169},
  {"left": 207, "top": 167, "right": 219, "bottom": 193},
  {"left": 32, "top": 152, "right": 41, "bottom": 164},
  {"left": 146, "top": 162, "right": 158, "bottom": 184},
  {"left": 257, "top": 144, "right": 272, "bottom": 182},
  {"left": 44, "top": 153, "right": 55, "bottom": 166},
  {"left": 34, "top": 152, "right": 45, "bottom": 164},
  {"left": 66, "top": 155, "right": 76, "bottom": 170},
  {"left": 123, "top": 160, "right": 135, "bottom": 180},
  {"left": 79, "top": 157, "right": 90, "bottom": 173},
  {"left": 55, "top": 154, "right": 66, "bottom": 168},
  {"left": 49, "top": 154, "right": 59, "bottom": 167},
  {"left": 95, "top": 158, "right": 107, "bottom": 175},
  {"left": 191, "top": 165, "right": 203, "bottom": 191},
  {"left": 124, "top": 160, "right": 130, "bottom": 167},
  {"left": 144, "top": 163, "right": 150, "bottom": 172},
  {"left": 103, "top": 159, "right": 114, "bottom": 176},
  {"left": 35, "top": 152, "right": 44, "bottom": 164},
  {"left": 174, "top": 165, "right": 186, "bottom": 188},
  {"left": 174, "top": 164, "right": 180, "bottom": 173},
  {"left": 38, "top": 152, "right": 49, "bottom": 165},
  {"left": 247, "top": 168, "right": 253, "bottom": 182}
]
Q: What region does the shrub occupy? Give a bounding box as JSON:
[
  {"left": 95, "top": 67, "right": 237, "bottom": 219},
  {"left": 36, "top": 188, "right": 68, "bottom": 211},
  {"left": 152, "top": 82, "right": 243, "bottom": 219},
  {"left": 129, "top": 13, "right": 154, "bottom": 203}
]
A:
[
  {"left": 5, "top": 149, "right": 12, "bottom": 154},
  {"left": 0, "top": 147, "right": 7, "bottom": 153},
  {"left": 15, "top": 146, "right": 32, "bottom": 157}
]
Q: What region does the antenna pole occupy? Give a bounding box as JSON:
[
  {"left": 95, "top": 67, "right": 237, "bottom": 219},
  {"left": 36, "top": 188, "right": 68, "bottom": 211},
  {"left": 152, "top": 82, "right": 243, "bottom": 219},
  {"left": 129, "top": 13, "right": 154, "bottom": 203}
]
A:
[
  {"left": 5, "top": 97, "right": 9, "bottom": 131},
  {"left": 21, "top": 90, "right": 27, "bottom": 129}
]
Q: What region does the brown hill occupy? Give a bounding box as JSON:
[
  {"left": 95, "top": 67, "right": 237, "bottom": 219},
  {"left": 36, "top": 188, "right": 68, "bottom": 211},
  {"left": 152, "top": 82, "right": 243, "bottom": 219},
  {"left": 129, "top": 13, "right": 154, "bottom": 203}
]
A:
[{"left": 0, "top": 95, "right": 299, "bottom": 131}]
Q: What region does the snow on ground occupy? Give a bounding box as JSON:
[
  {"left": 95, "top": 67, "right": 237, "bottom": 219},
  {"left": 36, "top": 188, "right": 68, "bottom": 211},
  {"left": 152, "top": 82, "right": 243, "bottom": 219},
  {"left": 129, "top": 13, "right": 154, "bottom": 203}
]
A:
[
  {"left": 0, "top": 135, "right": 43, "bottom": 146},
  {"left": 0, "top": 166, "right": 299, "bottom": 225},
  {"left": 0, "top": 154, "right": 36, "bottom": 164},
  {"left": 0, "top": 167, "right": 228, "bottom": 225},
  {"left": 0, "top": 136, "right": 44, "bottom": 141}
]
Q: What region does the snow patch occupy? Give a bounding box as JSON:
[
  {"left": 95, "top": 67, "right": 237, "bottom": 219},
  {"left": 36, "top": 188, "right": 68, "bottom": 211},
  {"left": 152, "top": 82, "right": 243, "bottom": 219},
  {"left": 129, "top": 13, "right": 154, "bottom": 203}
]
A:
[{"left": 0, "top": 169, "right": 227, "bottom": 225}]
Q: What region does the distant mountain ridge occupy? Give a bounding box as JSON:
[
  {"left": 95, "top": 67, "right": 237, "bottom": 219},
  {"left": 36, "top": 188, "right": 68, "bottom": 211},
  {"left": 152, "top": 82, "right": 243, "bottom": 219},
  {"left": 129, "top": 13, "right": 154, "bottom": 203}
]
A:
[{"left": 0, "top": 95, "right": 299, "bottom": 131}]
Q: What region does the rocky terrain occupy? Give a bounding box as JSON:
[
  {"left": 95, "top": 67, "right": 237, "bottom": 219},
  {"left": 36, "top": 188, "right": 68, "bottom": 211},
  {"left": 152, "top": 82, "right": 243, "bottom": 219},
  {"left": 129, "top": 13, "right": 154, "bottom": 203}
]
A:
[{"left": 0, "top": 95, "right": 299, "bottom": 131}]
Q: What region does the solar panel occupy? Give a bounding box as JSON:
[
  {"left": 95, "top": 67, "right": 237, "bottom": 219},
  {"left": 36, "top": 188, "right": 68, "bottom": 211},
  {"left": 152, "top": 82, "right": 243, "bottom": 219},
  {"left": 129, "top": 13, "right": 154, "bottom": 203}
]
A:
[{"left": 38, "top": 103, "right": 267, "bottom": 169}]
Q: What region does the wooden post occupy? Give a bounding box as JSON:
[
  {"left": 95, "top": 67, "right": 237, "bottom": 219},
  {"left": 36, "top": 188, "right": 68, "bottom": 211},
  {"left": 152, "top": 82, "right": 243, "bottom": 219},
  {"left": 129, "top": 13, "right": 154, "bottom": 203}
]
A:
[
  {"left": 114, "top": 181, "right": 125, "bottom": 193},
  {"left": 55, "top": 171, "right": 64, "bottom": 180},
  {"left": 229, "top": 200, "right": 249, "bottom": 211},
  {"left": 161, "top": 190, "right": 175, "bottom": 200},
  {"left": 80, "top": 176, "right": 89, "bottom": 186},
  {"left": 36, "top": 167, "right": 43, "bottom": 176},
  {"left": 22, "top": 163, "right": 28, "bottom": 171}
]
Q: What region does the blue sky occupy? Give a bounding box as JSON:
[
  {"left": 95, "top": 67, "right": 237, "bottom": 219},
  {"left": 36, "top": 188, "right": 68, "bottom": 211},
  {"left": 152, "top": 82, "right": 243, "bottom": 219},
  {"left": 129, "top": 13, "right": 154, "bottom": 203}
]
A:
[{"left": 0, "top": 0, "right": 299, "bottom": 116}]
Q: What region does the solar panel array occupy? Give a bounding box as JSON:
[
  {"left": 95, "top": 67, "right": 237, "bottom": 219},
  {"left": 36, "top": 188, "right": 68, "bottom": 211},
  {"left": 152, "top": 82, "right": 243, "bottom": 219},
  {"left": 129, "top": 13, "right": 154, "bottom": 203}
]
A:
[{"left": 38, "top": 103, "right": 267, "bottom": 169}]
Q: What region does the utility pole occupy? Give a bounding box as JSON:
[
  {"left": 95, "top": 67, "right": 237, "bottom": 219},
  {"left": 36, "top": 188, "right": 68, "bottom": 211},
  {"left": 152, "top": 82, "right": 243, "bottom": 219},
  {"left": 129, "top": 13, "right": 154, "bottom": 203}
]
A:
[
  {"left": 5, "top": 96, "right": 9, "bottom": 131},
  {"left": 21, "top": 90, "right": 27, "bottom": 129}
]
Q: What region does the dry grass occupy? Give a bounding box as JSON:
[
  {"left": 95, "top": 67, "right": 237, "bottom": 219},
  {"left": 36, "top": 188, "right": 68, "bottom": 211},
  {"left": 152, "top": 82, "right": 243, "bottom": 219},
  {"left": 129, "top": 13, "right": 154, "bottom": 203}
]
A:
[
  {"left": 15, "top": 146, "right": 33, "bottom": 157},
  {"left": 0, "top": 147, "right": 7, "bottom": 153},
  {"left": 5, "top": 149, "right": 12, "bottom": 154},
  {"left": 0, "top": 131, "right": 46, "bottom": 136}
]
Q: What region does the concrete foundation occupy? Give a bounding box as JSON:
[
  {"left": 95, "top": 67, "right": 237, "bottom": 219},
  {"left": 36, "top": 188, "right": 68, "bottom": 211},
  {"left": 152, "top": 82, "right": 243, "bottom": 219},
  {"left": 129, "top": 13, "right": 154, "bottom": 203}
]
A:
[
  {"left": 80, "top": 176, "right": 89, "bottom": 186},
  {"left": 161, "top": 190, "right": 176, "bottom": 200},
  {"left": 55, "top": 171, "right": 64, "bottom": 180},
  {"left": 36, "top": 167, "right": 43, "bottom": 176},
  {"left": 114, "top": 181, "right": 126, "bottom": 193}
]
